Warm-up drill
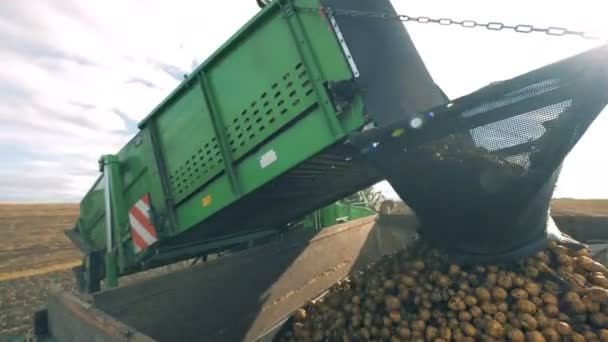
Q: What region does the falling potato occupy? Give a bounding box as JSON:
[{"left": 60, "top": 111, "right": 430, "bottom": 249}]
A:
[{"left": 276, "top": 240, "right": 608, "bottom": 341}]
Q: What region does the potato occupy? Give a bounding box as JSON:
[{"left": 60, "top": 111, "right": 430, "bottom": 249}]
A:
[
  {"left": 486, "top": 319, "right": 505, "bottom": 338},
  {"left": 426, "top": 326, "right": 439, "bottom": 340},
  {"left": 401, "top": 275, "right": 416, "bottom": 287},
  {"left": 459, "top": 311, "right": 472, "bottom": 321},
  {"left": 495, "top": 312, "right": 508, "bottom": 324},
  {"left": 564, "top": 291, "right": 581, "bottom": 303},
  {"left": 513, "top": 276, "right": 526, "bottom": 288},
  {"left": 599, "top": 329, "right": 608, "bottom": 342},
  {"left": 540, "top": 293, "right": 557, "bottom": 305},
  {"left": 541, "top": 327, "right": 559, "bottom": 341},
  {"left": 464, "top": 295, "right": 477, "bottom": 307},
  {"left": 535, "top": 314, "right": 549, "bottom": 329},
  {"left": 498, "top": 274, "right": 514, "bottom": 289},
  {"left": 583, "top": 296, "right": 602, "bottom": 313},
  {"left": 389, "top": 310, "right": 401, "bottom": 322},
  {"left": 294, "top": 308, "right": 307, "bottom": 321},
  {"left": 583, "top": 331, "right": 600, "bottom": 342},
  {"left": 555, "top": 321, "right": 572, "bottom": 336},
  {"left": 520, "top": 313, "right": 538, "bottom": 331},
  {"left": 512, "top": 288, "right": 529, "bottom": 300},
  {"left": 487, "top": 273, "right": 498, "bottom": 287},
  {"left": 573, "top": 273, "right": 587, "bottom": 285},
  {"left": 384, "top": 279, "right": 396, "bottom": 289},
  {"left": 525, "top": 331, "right": 546, "bottom": 342},
  {"left": 516, "top": 299, "right": 537, "bottom": 314},
  {"left": 413, "top": 259, "right": 426, "bottom": 271},
  {"left": 583, "top": 287, "right": 608, "bottom": 303},
  {"left": 551, "top": 245, "right": 568, "bottom": 255},
  {"left": 493, "top": 287, "right": 508, "bottom": 301},
  {"left": 525, "top": 282, "right": 542, "bottom": 297},
  {"left": 449, "top": 264, "right": 461, "bottom": 275},
  {"left": 481, "top": 302, "right": 497, "bottom": 314},
  {"left": 531, "top": 296, "right": 543, "bottom": 306},
  {"left": 498, "top": 302, "right": 509, "bottom": 313},
  {"left": 592, "top": 275, "right": 608, "bottom": 288},
  {"left": 557, "top": 253, "right": 573, "bottom": 265},
  {"left": 448, "top": 297, "right": 466, "bottom": 311},
  {"left": 571, "top": 332, "right": 586, "bottom": 342},
  {"left": 543, "top": 281, "right": 560, "bottom": 294},
  {"left": 571, "top": 299, "right": 588, "bottom": 314},
  {"left": 412, "top": 320, "right": 426, "bottom": 331},
  {"left": 419, "top": 308, "right": 432, "bottom": 321},
  {"left": 476, "top": 287, "right": 492, "bottom": 302},
  {"left": 470, "top": 306, "right": 483, "bottom": 318},
  {"left": 526, "top": 266, "right": 540, "bottom": 278},
  {"left": 507, "top": 328, "right": 526, "bottom": 342},
  {"left": 398, "top": 326, "right": 411, "bottom": 339},
  {"left": 461, "top": 322, "right": 477, "bottom": 337},
  {"left": 579, "top": 256, "right": 608, "bottom": 273}
]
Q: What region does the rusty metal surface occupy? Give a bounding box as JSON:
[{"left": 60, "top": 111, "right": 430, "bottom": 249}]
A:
[{"left": 88, "top": 215, "right": 418, "bottom": 341}]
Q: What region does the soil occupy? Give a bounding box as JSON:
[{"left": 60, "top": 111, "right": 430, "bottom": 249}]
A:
[{"left": 0, "top": 203, "right": 195, "bottom": 340}]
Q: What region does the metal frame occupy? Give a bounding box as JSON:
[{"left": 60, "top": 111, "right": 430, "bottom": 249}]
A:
[
  {"left": 280, "top": 0, "right": 345, "bottom": 138},
  {"left": 197, "top": 73, "right": 242, "bottom": 196}
]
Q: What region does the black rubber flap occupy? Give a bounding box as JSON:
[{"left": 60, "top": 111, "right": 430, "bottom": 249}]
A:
[
  {"left": 320, "top": 0, "right": 448, "bottom": 125},
  {"left": 349, "top": 44, "right": 608, "bottom": 264}
]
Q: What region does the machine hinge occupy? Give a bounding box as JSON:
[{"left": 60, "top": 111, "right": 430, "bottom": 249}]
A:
[{"left": 325, "top": 79, "right": 361, "bottom": 114}]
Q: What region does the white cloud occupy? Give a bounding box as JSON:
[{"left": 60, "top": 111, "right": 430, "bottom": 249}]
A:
[{"left": 0, "top": 0, "right": 259, "bottom": 201}]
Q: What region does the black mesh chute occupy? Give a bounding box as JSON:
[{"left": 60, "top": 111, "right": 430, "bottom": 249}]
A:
[
  {"left": 322, "top": 0, "right": 449, "bottom": 125},
  {"left": 350, "top": 44, "right": 608, "bottom": 264}
]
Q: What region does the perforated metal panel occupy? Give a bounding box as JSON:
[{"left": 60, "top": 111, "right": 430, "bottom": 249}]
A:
[
  {"left": 225, "top": 62, "right": 315, "bottom": 160},
  {"left": 168, "top": 62, "right": 316, "bottom": 201},
  {"left": 349, "top": 45, "right": 608, "bottom": 263},
  {"left": 169, "top": 138, "right": 222, "bottom": 199}
]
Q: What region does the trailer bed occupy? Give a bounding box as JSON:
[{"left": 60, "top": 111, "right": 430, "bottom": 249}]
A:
[{"left": 37, "top": 214, "right": 418, "bottom": 342}]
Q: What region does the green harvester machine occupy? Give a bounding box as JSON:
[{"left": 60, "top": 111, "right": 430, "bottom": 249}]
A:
[
  {"left": 66, "top": 0, "right": 607, "bottom": 293},
  {"left": 66, "top": 0, "right": 449, "bottom": 293}
]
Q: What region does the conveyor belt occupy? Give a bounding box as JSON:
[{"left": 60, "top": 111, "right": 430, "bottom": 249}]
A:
[{"left": 349, "top": 44, "right": 608, "bottom": 263}]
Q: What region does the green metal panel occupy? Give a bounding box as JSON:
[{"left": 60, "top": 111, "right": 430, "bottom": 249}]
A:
[
  {"left": 149, "top": 0, "right": 364, "bottom": 233},
  {"left": 154, "top": 84, "right": 220, "bottom": 203},
  {"left": 175, "top": 105, "right": 351, "bottom": 231},
  {"left": 79, "top": 176, "right": 106, "bottom": 251}
]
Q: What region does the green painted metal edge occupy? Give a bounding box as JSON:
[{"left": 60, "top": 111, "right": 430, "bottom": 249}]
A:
[{"left": 197, "top": 73, "right": 241, "bottom": 195}]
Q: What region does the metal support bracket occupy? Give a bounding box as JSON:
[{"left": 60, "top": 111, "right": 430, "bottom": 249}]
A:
[
  {"left": 325, "top": 78, "right": 361, "bottom": 114},
  {"left": 101, "top": 157, "right": 118, "bottom": 289},
  {"left": 280, "top": 0, "right": 345, "bottom": 138},
  {"left": 197, "top": 73, "right": 242, "bottom": 196},
  {"left": 325, "top": 9, "right": 360, "bottom": 79},
  {"left": 148, "top": 123, "right": 178, "bottom": 233}
]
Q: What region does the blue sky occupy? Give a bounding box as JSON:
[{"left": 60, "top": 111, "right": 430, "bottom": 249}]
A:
[{"left": 0, "top": 0, "right": 606, "bottom": 202}]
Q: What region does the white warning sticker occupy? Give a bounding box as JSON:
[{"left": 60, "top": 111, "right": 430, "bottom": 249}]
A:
[{"left": 259, "top": 149, "right": 277, "bottom": 169}]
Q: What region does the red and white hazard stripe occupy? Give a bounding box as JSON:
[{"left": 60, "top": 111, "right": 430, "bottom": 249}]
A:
[{"left": 128, "top": 193, "right": 158, "bottom": 253}]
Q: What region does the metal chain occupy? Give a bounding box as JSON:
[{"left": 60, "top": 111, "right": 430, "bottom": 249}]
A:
[{"left": 294, "top": 6, "right": 602, "bottom": 40}]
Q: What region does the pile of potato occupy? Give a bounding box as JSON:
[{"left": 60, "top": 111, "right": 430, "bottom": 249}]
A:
[{"left": 276, "top": 241, "right": 608, "bottom": 341}]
